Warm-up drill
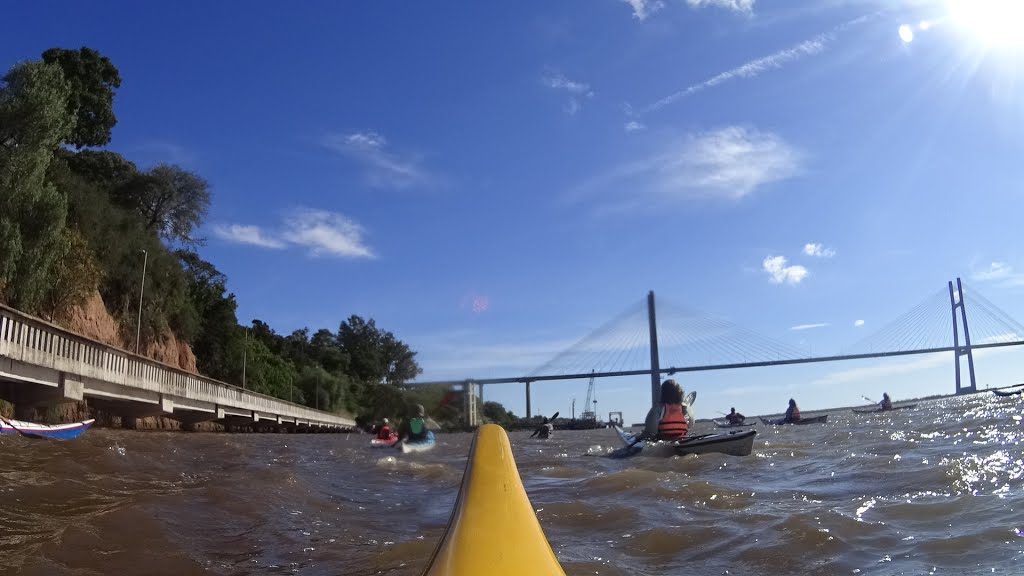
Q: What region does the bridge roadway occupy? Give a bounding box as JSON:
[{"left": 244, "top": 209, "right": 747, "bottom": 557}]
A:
[
  {"left": 0, "top": 304, "right": 355, "bottom": 431},
  {"left": 413, "top": 340, "right": 1024, "bottom": 417}
]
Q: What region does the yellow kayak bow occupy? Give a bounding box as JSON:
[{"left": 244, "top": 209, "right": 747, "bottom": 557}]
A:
[{"left": 422, "top": 424, "right": 566, "bottom": 576}]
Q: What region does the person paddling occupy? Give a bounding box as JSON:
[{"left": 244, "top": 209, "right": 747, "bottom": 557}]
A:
[
  {"left": 640, "top": 379, "right": 690, "bottom": 441},
  {"left": 530, "top": 417, "right": 553, "bottom": 439},
  {"left": 725, "top": 407, "right": 746, "bottom": 425},
  {"left": 375, "top": 418, "right": 393, "bottom": 440},
  {"left": 399, "top": 404, "right": 430, "bottom": 443},
  {"left": 879, "top": 393, "right": 893, "bottom": 411},
  {"left": 783, "top": 398, "right": 801, "bottom": 424}
]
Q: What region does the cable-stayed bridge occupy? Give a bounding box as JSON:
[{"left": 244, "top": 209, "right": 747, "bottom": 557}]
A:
[{"left": 414, "top": 278, "right": 1024, "bottom": 421}]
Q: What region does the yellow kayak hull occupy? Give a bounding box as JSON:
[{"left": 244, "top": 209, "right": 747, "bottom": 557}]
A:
[{"left": 422, "top": 424, "right": 566, "bottom": 576}]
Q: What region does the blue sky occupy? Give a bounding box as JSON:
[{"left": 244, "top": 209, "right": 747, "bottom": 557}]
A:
[{"left": 6, "top": 0, "right": 1024, "bottom": 424}]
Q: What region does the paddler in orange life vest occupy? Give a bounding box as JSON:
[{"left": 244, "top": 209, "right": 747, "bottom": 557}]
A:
[
  {"left": 375, "top": 418, "right": 393, "bottom": 440},
  {"left": 641, "top": 379, "right": 690, "bottom": 441},
  {"left": 783, "top": 398, "right": 801, "bottom": 424}
]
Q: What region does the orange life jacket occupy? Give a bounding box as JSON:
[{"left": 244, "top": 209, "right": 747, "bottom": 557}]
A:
[
  {"left": 656, "top": 403, "right": 688, "bottom": 440},
  {"left": 789, "top": 406, "right": 800, "bottom": 421}
]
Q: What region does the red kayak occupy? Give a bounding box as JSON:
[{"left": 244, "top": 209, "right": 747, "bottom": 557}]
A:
[{"left": 370, "top": 434, "right": 399, "bottom": 447}]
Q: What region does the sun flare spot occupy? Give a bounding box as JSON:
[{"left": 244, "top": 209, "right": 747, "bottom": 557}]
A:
[
  {"left": 948, "top": 0, "right": 1024, "bottom": 47},
  {"left": 899, "top": 24, "right": 915, "bottom": 43}
]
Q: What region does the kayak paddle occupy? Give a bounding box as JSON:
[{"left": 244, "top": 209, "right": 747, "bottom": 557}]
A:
[
  {"left": 530, "top": 411, "right": 559, "bottom": 437},
  {"left": 0, "top": 414, "right": 47, "bottom": 440}
]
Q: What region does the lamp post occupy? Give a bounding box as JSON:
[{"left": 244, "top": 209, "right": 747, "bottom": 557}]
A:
[
  {"left": 242, "top": 327, "right": 248, "bottom": 389},
  {"left": 135, "top": 249, "right": 148, "bottom": 354}
]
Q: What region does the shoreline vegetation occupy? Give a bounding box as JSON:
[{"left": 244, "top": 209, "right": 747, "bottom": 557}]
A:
[{"left": 0, "top": 46, "right": 523, "bottom": 432}]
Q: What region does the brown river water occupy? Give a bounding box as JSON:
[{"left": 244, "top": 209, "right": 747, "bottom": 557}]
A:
[{"left": 2, "top": 393, "right": 1022, "bottom": 575}]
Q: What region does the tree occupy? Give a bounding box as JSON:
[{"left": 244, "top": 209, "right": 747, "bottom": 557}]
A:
[
  {"left": 113, "top": 164, "right": 211, "bottom": 246},
  {"left": 42, "top": 227, "right": 101, "bottom": 320},
  {"left": 57, "top": 148, "right": 138, "bottom": 192},
  {"left": 41, "top": 47, "right": 121, "bottom": 148},
  {"left": 482, "top": 401, "right": 516, "bottom": 428},
  {"left": 337, "top": 315, "right": 421, "bottom": 386},
  {"left": 0, "top": 60, "right": 75, "bottom": 311},
  {"left": 178, "top": 250, "right": 241, "bottom": 381}
]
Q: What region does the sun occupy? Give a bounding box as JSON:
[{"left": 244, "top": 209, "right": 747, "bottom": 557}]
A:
[{"left": 948, "top": 0, "right": 1024, "bottom": 47}]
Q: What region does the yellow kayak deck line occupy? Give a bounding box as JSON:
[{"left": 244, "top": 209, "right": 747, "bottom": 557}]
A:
[{"left": 422, "top": 424, "right": 566, "bottom": 576}]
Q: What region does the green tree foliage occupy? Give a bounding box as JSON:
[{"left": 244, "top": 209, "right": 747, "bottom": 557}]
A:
[
  {"left": 178, "top": 250, "right": 242, "bottom": 381},
  {"left": 0, "top": 60, "right": 75, "bottom": 311},
  {"left": 41, "top": 47, "right": 121, "bottom": 148},
  {"left": 113, "top": 164, "right": 211, "bottom": 246},
  {"left": 337, "top": 315, "right": 422, "bottom": 385},
  {"left": 482, "top": 401, "right": 516, "bottom": 428},
  {"left": 42, "top": 227, "right": 101, "bottom": 320}
]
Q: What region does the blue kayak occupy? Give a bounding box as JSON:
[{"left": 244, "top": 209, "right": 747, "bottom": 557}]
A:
[
  {"left": 1, "top": 418, "right": 95, "bottom": 439},
  {"left": 400, "top": 430, "right": 436, "bottom": 453}
]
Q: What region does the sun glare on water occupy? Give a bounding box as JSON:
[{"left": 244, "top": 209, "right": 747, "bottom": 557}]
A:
[{"left": 948, "top": 0, "right": 1024, "bottom": 47}]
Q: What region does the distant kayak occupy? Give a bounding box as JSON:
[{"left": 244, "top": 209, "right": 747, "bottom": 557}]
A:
[
  {"left": 713, "top": 420, "right": 757, "bottom": 428},
  {"left": 422, "top": 424, "right": 565, "bottom": 575},
  {"left": 851, "top": 404, "right": 917, "bottom": 414},
  {"left": 612, "top": 425, "right": 756, "bottom": 458},
  {"left": 399, "top": 431, "right": 436, "bottom": 454},
  {"left": 993, "top": 388, "right": 1023, "bottom": 397},
  {"left": 370, "top": 434, "right": 399, "bottom": 448},
  {"left": 759, "top": 415, "right": 828, "bottom": 426},
  {"left": 0, "top": 418, "right": 94, "bottom": 439}
]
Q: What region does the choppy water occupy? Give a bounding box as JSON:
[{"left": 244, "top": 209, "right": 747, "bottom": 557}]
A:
[{"left": 2, "top": 393, "right": 1022, "bottom": 575}]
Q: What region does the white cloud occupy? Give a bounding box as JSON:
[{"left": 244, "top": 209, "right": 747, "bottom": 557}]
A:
[
  {"left": 854, "top": 319, "right": 865, "bottom": 327},
  {"left": 571, "top": 126, "right": 803, "bottom": 208},
  {"left": 641, "top": 15, "right": 873, "bottom": 114},
  {"left": 971, "top": 261, "right": 1024, "bottom": 287},
  {"left": 322, "top": 131, "right": 431, "bottom": 189},
  {"left": 686, "top": 0, "right": 755, "bottom": 14},
  {"left": 791, "top": 323, "right": 829, "bottom": 331},
  {"left": 621, "top": 0, "right": 665, "bottom": 21},
  {"left": 213, "top": 224, "right": 286, "bottom": 249},
  {"left": 282, "top": 208, "right": 374, "bottom": 259},
  {"left": 763, "top": 255, "right": 808, "bottom": 285},
  {"left": 542, "top": 71, "right": 594, "bottom": 115},
  {"left": 974, "top": 261, "right": 1012, "bottom": 281},
  {"left": 625, "top": 121, "right": 646, "bottom": 132},
  {"left": 804, "top": 243, "right": 836, "bottom": 258},
  {"left": 214, "top": 208, "right": 374, "bottom": 259}
]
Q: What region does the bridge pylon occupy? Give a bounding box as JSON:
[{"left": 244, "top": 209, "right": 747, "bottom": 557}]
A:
[{"left": 949, "top": 277, "right": 977, "bottom": 395}]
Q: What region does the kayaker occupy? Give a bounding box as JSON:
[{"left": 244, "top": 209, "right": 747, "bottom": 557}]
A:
[
  {"left": 880, "top": 393, "right": 893, "bottom": 411},
  {"left": 530, "top": 417, "right": 553, "bottom": 439},
  {"left": 376, "top": 418, "right": 393, "bottom": 440},
  {"left": 640, "top": 379, "right": 690, "bottom": 441},
  {"left": 725, "top": 408, "right": 745, "bottom": 425},
  {"left": 783, "top": 398, "right": 801, "bottom": 423},
  {"left": 398, "top": 404, "right": 430, "bottom": 443}
]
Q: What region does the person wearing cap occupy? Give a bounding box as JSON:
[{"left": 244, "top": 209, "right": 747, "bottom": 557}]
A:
[
  {"left": 375, "top": 418, "right": 393, "bottom": 440},
  {"left": 398, "top": 404, "right": 430, "bottom": 443},
  {"left": 640, "top": 379, "right": 691, "bottom": 441}
]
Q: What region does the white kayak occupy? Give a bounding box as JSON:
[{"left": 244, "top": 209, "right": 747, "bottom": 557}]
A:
[
  {"left": 399, "top": 430, "right": 436, "bottom": 454},
  {"left": 612, "top": 425, "right": 756, "bottom": 458}
]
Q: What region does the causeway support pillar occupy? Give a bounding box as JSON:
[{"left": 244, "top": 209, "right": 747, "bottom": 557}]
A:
[
  {"left": 525, "top": 381, "right": 532, "bottom": 419},
  {"left": 648, "top": 290, "right": 661, "bottom": 408},
  {"left": 949, "top": 277, "right": 977, "bottom": 394}
]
